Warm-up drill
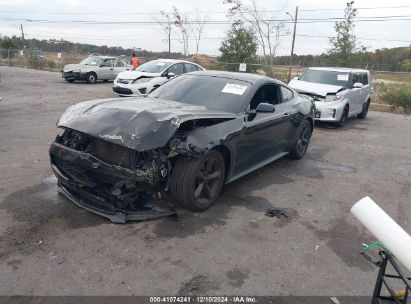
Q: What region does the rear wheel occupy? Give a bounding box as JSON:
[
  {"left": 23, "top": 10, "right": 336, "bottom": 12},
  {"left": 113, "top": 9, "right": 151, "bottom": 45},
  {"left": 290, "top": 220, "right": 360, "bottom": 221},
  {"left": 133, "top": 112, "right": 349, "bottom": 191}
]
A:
[
  {"left": 289, "top": 120, "right": 312, "bottom": 159},
  {"left": 357, "top": 100, "right": 370, "bottom": 119},
  {"left": 170, "top": 150, "right": 226, "bottom": 211},
  {"left": 86, "top": 72, "right": 97, "bottom": 84},
  {"left": 335, "top": 106, "right": 349, "bottom": 128}
]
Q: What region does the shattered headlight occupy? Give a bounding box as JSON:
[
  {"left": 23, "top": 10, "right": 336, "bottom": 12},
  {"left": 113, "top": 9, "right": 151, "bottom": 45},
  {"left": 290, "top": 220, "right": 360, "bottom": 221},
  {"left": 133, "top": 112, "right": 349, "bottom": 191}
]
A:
[
  {"left": 132, "top": 77, "right": 152, "bottom": 84},
  {"left": 325, "top": 94, "right": 343, "bottom": 102}
]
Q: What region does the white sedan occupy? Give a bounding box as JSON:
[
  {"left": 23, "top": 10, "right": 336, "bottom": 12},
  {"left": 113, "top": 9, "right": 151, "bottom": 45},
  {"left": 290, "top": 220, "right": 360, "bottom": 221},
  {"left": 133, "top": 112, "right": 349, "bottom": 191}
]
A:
[{"left": 112, "top": 59, "right": 205, "bottom": 96}]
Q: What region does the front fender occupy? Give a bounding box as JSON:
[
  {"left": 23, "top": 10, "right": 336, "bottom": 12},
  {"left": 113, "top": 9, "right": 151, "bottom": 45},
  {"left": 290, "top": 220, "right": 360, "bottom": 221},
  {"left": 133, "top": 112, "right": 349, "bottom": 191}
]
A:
[{"left": 146, "top": 77, "right": 167, "bottom": 94}]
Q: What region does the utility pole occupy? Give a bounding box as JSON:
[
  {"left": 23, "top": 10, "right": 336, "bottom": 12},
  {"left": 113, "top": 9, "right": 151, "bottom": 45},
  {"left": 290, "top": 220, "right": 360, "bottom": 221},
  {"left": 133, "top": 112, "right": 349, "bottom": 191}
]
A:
[
  {"left": 20, "top": 24, "right": 25, "bottom": 40},
  {"left": 287, "top": 6, "right": 298, "bottom": 83}
]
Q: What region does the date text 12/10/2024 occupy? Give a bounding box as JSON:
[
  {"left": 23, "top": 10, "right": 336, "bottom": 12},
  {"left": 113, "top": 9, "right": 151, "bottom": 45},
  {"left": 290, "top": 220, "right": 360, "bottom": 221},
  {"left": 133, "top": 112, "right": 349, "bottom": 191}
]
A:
[{"left": 149, "top": 297, "right": 257, "bottom": 303}]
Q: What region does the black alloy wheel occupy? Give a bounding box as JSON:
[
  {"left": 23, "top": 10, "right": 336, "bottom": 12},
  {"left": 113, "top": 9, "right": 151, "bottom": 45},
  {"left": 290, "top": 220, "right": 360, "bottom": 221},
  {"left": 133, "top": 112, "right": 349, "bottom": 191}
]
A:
[
  {"left": 297, "top": 123, "right": 311, "bottom": 156},
  {"left": 194, "top": 155, "right": 224, "bottom": 205},
  {"left": 289, "top": 119, "right": 312, "bottom": 159},
  {"left": 170, "top": 150, "right": 226, "bottom": 211}
]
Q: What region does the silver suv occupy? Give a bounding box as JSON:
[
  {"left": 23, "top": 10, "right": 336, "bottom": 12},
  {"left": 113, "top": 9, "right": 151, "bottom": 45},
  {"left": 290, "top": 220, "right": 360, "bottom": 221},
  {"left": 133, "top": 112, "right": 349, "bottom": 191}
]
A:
[{"left": 289, "top": 67, "right": 372, "bottom": 127}]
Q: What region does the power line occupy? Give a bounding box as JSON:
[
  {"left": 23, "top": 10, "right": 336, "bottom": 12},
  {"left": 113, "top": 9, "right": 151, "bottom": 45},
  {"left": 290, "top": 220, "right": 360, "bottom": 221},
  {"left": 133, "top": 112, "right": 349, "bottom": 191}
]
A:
[
  {"left": 1, "top": 5, "right": 411, "bottom": 15},
  {"left": 2, "top": 15, "right": 411, "bottom": 25},
  {"left": 299, "top": 5, "right": 411, "bottom": 11}
]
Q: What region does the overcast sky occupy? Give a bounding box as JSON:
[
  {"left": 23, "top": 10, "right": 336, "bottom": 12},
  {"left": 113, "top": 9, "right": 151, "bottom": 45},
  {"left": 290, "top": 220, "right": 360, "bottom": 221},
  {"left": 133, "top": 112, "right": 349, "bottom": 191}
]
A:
[{"left": 0, "top": 0, "right": 410, "bottom": 56}]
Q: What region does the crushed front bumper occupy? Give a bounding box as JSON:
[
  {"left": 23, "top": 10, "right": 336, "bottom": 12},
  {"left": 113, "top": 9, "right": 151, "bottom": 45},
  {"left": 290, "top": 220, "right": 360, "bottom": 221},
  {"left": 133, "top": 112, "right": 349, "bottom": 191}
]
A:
[
  {"left": 49, "top": 142, "right": 175, "bottom": 223},
  {"left": 112, "top": 80, "right": 147, "bottom": 96},
  {"left": 62, "top": 71, "right": 86, "bottom": 81}
]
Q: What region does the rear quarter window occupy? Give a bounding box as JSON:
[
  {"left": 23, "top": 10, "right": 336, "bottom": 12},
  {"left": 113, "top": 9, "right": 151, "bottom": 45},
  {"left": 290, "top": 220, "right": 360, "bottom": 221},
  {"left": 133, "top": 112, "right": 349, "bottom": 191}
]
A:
[
  {"left": 360, "top": 73, "right": 368, "bottom": 85},
  {"left": 184, "top": 63, "right": 199, "bottom": 72}
]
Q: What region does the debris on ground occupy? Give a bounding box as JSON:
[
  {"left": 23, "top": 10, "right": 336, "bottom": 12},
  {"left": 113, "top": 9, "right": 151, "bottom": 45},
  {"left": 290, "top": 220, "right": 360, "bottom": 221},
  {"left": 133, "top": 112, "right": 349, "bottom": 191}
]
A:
[
  {"left": 330, "top": 296, "right": 340, "bottom": 304},
  {"left": 265, "top": 208, "right": 288, "bottom": 218}
]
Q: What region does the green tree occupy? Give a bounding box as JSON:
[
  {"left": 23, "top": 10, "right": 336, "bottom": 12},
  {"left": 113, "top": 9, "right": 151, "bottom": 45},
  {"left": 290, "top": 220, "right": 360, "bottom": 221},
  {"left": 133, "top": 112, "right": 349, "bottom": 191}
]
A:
[
  {"left": 328, "top": 1, "right": 363, "bottom": 65},
  {"left": 218, "top": 26, "right": 258, "bottom": 72},
  {"left": 401, "top": 59, "right": 411, "bottom": 70},
  {"left": 0, "top": 39, "right": 16, "bottom": 59}
]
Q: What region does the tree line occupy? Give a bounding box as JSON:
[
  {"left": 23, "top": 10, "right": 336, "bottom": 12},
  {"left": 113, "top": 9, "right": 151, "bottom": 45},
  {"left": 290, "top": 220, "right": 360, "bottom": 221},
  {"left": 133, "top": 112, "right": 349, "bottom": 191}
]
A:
[{"left": 0, "top": 36, "right": 183, "bottom": 60}]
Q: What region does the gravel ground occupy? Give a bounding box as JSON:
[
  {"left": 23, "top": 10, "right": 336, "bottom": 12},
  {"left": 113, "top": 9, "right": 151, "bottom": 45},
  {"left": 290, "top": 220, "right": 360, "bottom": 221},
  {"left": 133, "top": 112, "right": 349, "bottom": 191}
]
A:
[{"left": 0, "top": 66, "right": 410, "bottom": 296}]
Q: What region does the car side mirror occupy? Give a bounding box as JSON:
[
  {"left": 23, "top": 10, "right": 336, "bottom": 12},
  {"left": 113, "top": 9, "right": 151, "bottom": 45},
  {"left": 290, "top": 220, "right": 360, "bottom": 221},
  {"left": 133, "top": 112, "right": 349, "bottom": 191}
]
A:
[
  {"left": 256, "top": 103, "right": 275, "bottom": 113},
  {"left": 167, "top": 72, "right": 176, "bottom": 79},
  {"left": 353, "top": 82, "right": 364, "bottom": 89}
]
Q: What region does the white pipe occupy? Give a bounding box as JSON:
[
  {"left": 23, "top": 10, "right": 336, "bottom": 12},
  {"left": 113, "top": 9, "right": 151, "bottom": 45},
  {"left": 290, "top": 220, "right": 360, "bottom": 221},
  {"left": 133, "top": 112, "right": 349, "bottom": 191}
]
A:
[{"left": 351, "top": 196, "right": 411, "bottom": 273}]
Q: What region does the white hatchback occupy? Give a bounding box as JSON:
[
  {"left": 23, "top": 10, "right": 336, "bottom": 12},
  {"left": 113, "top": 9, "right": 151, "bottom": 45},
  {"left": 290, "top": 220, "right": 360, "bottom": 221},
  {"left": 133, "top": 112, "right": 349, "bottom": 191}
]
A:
[{"left": 289, "top": 67, "right": 372, "bottom": 127}]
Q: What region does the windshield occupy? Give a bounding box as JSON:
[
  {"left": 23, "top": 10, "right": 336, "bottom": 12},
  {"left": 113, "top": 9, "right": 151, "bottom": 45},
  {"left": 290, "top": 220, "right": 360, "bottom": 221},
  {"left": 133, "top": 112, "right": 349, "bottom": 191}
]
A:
[
  {"left": 300, "top": 69, "right": 350, "bottom": 87},
  {"left": 136, "top": 60, "right": 173, "bottom": 73},
  {"left": 80, "top": 56, "right": 103, "bottom": 66},
  {"left": 149, "top": 74, "right": 252, "bottom": 113}
]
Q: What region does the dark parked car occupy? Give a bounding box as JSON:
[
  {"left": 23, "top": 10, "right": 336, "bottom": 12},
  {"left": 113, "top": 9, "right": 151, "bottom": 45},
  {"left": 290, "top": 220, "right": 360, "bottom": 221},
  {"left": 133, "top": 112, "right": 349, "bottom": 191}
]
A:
[
  {"left": 49, "top": 71, "right": 315, "bottom": 223},
  {"left": 32, "top": 54, "right": 48, "bottom": 62}
]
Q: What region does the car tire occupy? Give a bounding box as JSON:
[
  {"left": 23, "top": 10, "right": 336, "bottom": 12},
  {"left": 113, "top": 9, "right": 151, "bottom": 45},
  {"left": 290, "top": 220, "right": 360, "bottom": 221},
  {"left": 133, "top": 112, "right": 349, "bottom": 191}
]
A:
[
  {"left": 86, "top": 73, "right": 97, "bottom": 84},
  {"left": 289, "top": 119, "right": 312, "bottom": 159},
  {"left": 335, "top": 106, "right": 349, "bottom": 128},
  {"left": 170, "top": 149, "right": 226, "bottom": 211},
  {"left": 357, "top": 100, "right": 370, "bottom": 119}
]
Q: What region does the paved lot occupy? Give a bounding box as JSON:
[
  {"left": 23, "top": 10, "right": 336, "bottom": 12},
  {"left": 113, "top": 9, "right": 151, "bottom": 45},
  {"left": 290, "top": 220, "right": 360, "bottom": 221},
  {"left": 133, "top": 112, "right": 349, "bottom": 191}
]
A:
[{"left": 0, "top": 66, "right": 410, "bottom": 296}]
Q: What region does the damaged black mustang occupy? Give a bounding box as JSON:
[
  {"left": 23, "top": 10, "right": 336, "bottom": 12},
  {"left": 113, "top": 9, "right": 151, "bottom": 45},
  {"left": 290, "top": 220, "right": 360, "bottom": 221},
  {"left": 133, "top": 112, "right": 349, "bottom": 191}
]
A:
[{"left": 49, "top": 71, "right": 315, "bottom": 223}]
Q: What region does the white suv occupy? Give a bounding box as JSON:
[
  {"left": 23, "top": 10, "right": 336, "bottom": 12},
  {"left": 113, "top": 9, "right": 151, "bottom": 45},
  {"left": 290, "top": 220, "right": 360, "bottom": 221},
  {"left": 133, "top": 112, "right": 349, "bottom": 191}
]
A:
[{"left": 289, "top": 67, "right": 372, "bottom": 127}]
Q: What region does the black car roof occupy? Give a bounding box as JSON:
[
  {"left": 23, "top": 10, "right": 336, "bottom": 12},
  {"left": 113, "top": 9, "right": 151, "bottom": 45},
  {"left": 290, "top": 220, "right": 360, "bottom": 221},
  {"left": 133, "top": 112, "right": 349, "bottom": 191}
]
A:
[{"left": 186, "top": 70, "right": 284, "bottom": 85}]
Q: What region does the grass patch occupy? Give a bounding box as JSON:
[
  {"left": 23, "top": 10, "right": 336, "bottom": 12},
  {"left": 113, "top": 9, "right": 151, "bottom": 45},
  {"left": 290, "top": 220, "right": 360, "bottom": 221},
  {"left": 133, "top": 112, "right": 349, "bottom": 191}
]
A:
[{"left": 371, "top": 72, "right": 411, "bottom": 83}]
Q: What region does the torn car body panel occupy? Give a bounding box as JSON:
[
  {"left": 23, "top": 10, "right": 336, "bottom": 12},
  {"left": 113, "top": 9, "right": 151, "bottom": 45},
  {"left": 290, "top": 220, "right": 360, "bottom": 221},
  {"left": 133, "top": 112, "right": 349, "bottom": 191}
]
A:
[
  {"left": 49, "top": 130, "right": 175, "bottom": 223},
  {"left": 288, "top": 79, "right": 346, "bottom": 97},
  {"left": 57, "top": 97, "right": 237, "bottom": 151}
]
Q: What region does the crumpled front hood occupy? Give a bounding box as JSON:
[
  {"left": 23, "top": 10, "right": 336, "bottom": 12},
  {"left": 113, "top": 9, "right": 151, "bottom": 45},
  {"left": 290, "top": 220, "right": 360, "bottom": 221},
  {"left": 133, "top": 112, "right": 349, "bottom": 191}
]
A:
[
  {"left": 57, "top": 97, "right": 236, "bottom": 151},
  {"left": 63, "top": 64, "right": 88, "bottom": 72},
  {"left": 117, "top": 70, "right": 160, "bottom": 80},
  {"left": 289, "top": 79, "right": 346, "bottom": 97}
]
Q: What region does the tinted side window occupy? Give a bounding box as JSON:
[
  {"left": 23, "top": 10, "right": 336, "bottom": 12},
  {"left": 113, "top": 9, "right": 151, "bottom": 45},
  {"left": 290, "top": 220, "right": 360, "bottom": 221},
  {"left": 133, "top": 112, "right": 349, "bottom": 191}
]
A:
[
  {"left": 352, "top": 73, "right": 360, "bottom": 85},
  {"left": 168, "top": 63, "right": 184, "bottom": 75},
  {"left": 250, "top": 85, "right": 281, "bottom": 110},
  {"left": 281, "top": 86, "right": 293, "bottom": 102},
  {"left": 184, "top": 63, "right": 199, "bottom": 73}
]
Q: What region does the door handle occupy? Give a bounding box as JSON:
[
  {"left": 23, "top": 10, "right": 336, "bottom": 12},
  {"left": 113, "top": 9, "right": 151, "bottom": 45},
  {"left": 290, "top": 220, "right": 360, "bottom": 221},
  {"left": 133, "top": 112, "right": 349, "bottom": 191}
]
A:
[
  {"left": 110, "top": 68, "right": 113, "bottom": 70},
  {"left": 283, "top": 112, "right": 290, "bottom": 117}
]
